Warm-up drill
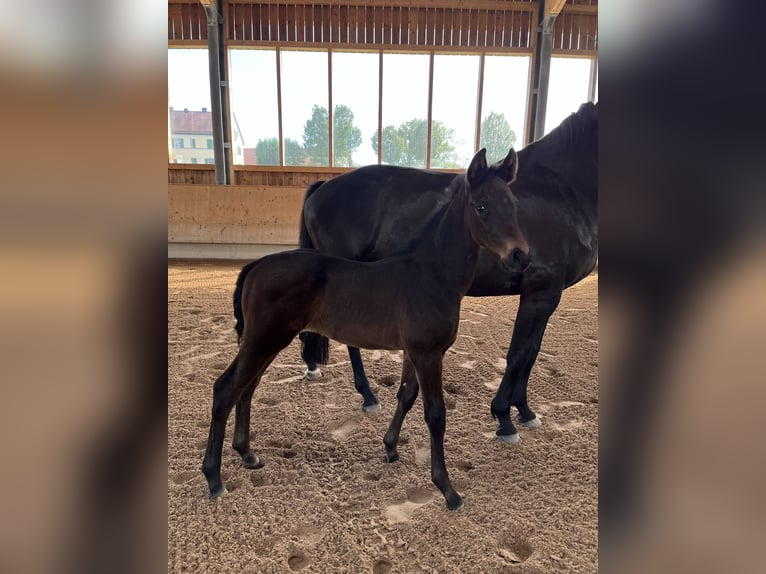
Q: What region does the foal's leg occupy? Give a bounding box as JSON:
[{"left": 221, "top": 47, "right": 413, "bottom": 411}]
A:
[
  {"left": 409, "top": 350, "right": 462, "bottom": 510},
  {"left": 491, "top": 289, "right": 561, "bottom": 441},
  {"left": 348, "top": 346, "right": 381, "bottom": 412},
  {"left": 232, "top": 383, "right": 262, "bottom": 468},
  {"left": 201, "top": 355, "right": 252, "bottom": 498},
  {"left": 230, "top": 329, "right": 298, "bottom": 470},
  {"left": 383, "top": 355, "right": 419, "bottom": 462},
  {"left": 202, "top": 338, "right": 288, "bottom": 498}
]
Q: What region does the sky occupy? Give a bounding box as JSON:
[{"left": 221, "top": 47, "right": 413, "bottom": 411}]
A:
[{"left": 168, "top": 48, "right": 596, "bottom": 166}]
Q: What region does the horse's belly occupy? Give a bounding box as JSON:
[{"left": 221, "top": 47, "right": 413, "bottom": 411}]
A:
[{"left": 306, "top": 309, "right": 402, "bottom": 351}]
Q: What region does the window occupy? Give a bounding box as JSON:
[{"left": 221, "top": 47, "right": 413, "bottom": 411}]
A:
[
  {"left": 281, "top": 50, "right": 329, "bottom": 166},
  {"left": 431, "top": 55, "right": 480, "bottom": 168},
  {"left": 380, "top": 54, "right": 430, "bottom": 167},
  {"left": 204, "top": 158, "right": 215, "bottom": 164},
  {"left": 168, "top": 49, "right": 211, "bottom": 162},
  {"left": 481, "top": 55, "right": 530, "bottom": 154},
  {"left": 331, "top": 52, "right": 379, "bottom": 167},
  {"left": 207, "top": 138, "right": 213, "bottom": 149},
  {"left": 545, "top": 57, "right": 593, "bottom": 135},
  {"left": 229, "top": 49, "right": 279, "bottom": 165},
  {"left": 189, "top": 139, "right": 196, "bottom": 149},
  {"left": 191, "top": 158, "right": 197, "bottom": 164}
]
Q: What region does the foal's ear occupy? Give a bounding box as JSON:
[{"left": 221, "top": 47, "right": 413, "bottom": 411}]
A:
[
  {"left": 491, "top": 148, "right": 518, "bottom": 184},
  {"left": 467, "top": 148, "right": 488, "bottom": 185}
]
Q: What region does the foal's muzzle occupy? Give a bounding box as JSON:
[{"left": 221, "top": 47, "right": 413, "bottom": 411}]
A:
[{"left": 504, "top": 247, "right": 531, "bottom": 272}]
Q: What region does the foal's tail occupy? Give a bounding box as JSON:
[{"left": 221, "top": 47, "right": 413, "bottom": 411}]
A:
[
  {"left": 298, "top": 180, "right": 330, "bottom": 366},
  {"left": 298, "top": 180, "right": 325, "bottom": 249},
  {"left": 233, "top": 259, "right": 263, "bottom": 344}
]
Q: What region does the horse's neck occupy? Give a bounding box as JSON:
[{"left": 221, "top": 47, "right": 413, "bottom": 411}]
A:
[
  {"left": 519, "top": 145, "right": 598, "bottom": 212},
  {"left": 415, "top": 184, "right": 479, "bottom": 294}
]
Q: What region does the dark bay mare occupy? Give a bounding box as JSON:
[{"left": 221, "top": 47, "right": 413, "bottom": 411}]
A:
[
  {"left": 300, "top": 102, "right": 597, "bottom": 442},
  {"left": 202, "top": 149, "right": 529, "bottom": 509}
]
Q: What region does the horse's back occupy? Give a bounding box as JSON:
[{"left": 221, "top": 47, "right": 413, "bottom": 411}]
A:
[{"left": 303, "top": 165, "right": 456, "bottom": 260}]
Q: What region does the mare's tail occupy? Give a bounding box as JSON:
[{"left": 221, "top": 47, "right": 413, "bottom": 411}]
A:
[
  {"left": 233, "top": 259, "right": 263, "bottom": 344},
  {"left": 298, "top": 180, "right": 330, "bottom": 366},
  {"left": 299, "top": 332, "right": 329, "bottom": 366},
  {"left": 298, "top": 180, "right": 325, "bottom": 249}
]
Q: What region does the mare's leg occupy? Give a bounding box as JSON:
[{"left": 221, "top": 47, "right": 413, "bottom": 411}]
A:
[
  {"left": 383, "top": 355, "right": 419, "bottom": 462},
  {"left": 348, "top": 346, "right": 380, "bottom": 412},
  {"left": 409, "top": 350, "right": 462, "bottom": 510},
  {"left": 491, "top": 289, "right": 562, "bottom": 442}
]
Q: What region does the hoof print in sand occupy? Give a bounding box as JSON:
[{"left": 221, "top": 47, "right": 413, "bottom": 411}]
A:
[
  {"left": 372, "top": 558, "right": 393, "bottom": 574},
  {"left": 287, "top": 552, "right": 310, "bottom": 571},
  {"left": 497, "top": 540, "right": 533, "bottom": 565},
  {"left": 378, "top": 374, "right": 398, "bottom": 387},
  {"left": 170, "top": 470, "right": 198, "bottom": 485},
  {"left": 383, "top": 487, "right": 434, "bottom": 523},
  {"left": 295, "top": 525, "right": 325, "bottom": 545},
  {"left": 331, "top": 416, "right": 361, "bottom": 441}
]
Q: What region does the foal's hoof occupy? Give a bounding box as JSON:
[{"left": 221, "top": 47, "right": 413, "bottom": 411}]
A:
[
  {"left": 363, "top": 401, "right": 381, "bottom": 413},
  {"left": 518, "top": 415, "right": 542, "bottom": 429},
  {"left": 497, "top": 431, "right": 520, "bottom": 444},
  {"left": 208, "top": 484, "right": 226, "bottom": 499},
  {"left": 385, "top": 451, "right": 399, "bottom": 463},
  {"left": 303, "top": 367, "right": 322, "bottom": 381},
  {"left": 242, "top": 453, "right": 264, "bottom": 469},
  {"left": 446, "top": 495, "right": 464, "bottom": 511}
]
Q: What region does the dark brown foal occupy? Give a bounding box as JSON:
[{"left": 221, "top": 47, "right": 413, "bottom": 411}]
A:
[{"left": 202, "top": 148, "right": 528, "bottom": 509}]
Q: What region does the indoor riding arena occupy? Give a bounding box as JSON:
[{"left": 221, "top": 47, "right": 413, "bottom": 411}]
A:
[{"left": 168, "top": 1, "right": 598, "bottom": 572}]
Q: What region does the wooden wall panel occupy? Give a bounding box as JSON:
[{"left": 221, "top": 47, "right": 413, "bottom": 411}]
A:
[{"left": 168, "top": 184, "right": 306, "bottom": 244}]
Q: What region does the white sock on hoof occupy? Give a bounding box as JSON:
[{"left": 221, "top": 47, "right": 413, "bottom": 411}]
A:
[{"left": 304, "top": 368, "right": 322, "bottom": 381}]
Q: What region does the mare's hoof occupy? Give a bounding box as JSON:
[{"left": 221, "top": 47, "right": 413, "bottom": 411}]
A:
[
  {"left": 242, "top": 453, "right": 264, "bottom": 469},
  {"left": 518, "top": 416, "right": 542, "bottom": 428},
  {"left": 385, "top": 451, "right": 399, "bottom": 463},
  {"left": 446, "top": 496, "right": 464, "bottom": 511},
  {"left": 497, "top": 431, "right": 520, "bottom": 444},
  {"left": 363, "top": 401, "right": 381, "bottom": 413},
  {"left": 304, "top": 368, "right": 322, "bottom": 381},
  {"left": 208, "top": 484, "right": 226, "bottom": 499}
]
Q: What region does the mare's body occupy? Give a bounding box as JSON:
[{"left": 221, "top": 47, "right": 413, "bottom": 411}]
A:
[{"left": 301, "top": 102, "right": 598, "bottom": 440}]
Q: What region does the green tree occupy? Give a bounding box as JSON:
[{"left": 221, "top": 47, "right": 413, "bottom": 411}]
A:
[
  {"left": 302, "top": 105, "right": 329, "bottom": 166},
  {"left": 255, "top": 137, "right": 306, "bottom": 166},
  {"left": 302, "top": 104, "right": 363, "bottom": 166},
  {"left": 480, "top": 112, "right": 517, "bottom": 163},
  {"left": 333, "top": 105, "right": 363, "bottom": 167},
  {"left": 371, "top": 118, "right": 458, "bottom": 168},
  {"left": 284, "top": 138, "right": 307, "bottom": 166},
  {"left": 254, "top": 137, "right": 279, "bottom": 166}
]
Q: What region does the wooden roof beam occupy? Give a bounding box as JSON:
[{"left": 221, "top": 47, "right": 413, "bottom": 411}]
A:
[{"left": 545, "top": 0, "right": 567, "bottom": 18}]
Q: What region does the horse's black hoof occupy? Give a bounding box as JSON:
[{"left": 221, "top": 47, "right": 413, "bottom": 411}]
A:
[
  {"left": 363, "top": 401, "right": 381, "bottom": 413},
  {"left": 208, "top": 483, "right": 226, "bottom": 499},
  {"left": 385, "top": 451, "right": 399, "bottom": 463},
  {"left": 446, "top": 495, "right": 464, "bottom": 510},
  {"left": 497, "top": 431, "right": 520, "bottom": 444},
  {"left": 242, "top": 453, "right": 264, "bottom": 469},
  {"left": 517, "top": 415, "right": 542, "bottom": 428}
]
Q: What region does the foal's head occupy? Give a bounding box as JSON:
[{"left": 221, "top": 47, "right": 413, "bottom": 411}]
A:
[{"left": 464, "top": 148, "right": 530, "bottom": 271}]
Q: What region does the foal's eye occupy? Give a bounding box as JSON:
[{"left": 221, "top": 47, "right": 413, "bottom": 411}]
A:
[{"left": 474, "top": 204, "right": 487, "bottom": 215}]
